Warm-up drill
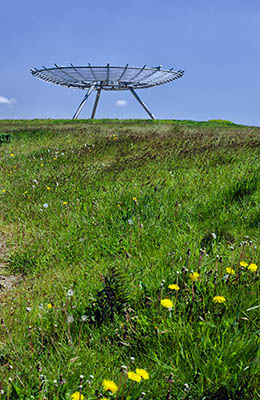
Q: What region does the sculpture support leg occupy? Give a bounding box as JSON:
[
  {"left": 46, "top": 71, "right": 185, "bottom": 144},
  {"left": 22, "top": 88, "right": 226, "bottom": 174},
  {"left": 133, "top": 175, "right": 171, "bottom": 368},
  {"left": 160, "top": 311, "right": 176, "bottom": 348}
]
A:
[
  {"left": 129, "top": 87, "right": 156, "bottom": 120},
  {"left": 91, "top": 88, "right": 102, "bottom": 119},
  {"left": 72, "top": 85, "right": 94, "bottom": 119}
]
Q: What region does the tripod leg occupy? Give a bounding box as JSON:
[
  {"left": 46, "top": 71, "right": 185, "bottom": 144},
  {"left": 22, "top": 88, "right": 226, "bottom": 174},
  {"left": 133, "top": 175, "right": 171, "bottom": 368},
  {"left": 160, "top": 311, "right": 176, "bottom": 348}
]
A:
[
  {"left": 91, "top": 88, "right": 102, "bottom": 119},
  {"left": 72, "top": 85, "right": 94, "bottom": 119},
  {"left": 129, "top": 87, "right": 156, "bottom": 120}
]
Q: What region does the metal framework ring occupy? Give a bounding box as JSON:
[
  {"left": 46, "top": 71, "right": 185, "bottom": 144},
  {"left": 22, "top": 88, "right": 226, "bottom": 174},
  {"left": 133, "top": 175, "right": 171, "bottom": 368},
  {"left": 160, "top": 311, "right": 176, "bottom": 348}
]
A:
[{"left": 31, "top": 64, "right": 184, "bottom": 119}]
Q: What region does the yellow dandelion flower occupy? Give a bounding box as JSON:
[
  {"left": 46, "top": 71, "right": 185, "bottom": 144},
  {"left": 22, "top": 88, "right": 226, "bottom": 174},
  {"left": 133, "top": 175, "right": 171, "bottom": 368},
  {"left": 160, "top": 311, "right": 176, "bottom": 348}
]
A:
[
  {"left": 71, "top": 392, "right": 84, "bottom": 400},
  {"left": 40, "top": 163, "right": 44, "bottom": 167},
  {"left": 213, "top": 296, "right": 226, "bottom": 304},
  {"left": 63, "top": 201, "right": 68, "bottom": 205},
  {"left": 133, "top": 197, "right": 137, "bottom": 201},
  {"left": 248, "top": 263, "right": 258, "bottom": 272},
  {"left": 160, "top": 298, "right": 173, "bottom": 309},
  {"left": 190, "top": 272, "right": 200, "bottom": 281},
  {"left": 47, "top": 303, "right": 53, "bottom": 309},
  {"left": 128, "top": 371, "right": 142, "bottom": 382},
  {"left": 2, "top": 189, "right": 6, "bottom": 193},
  {"left": 10, "top": 154, "right": 14, "bottom": 157},
  {"left": 226, "top": 267, "right": 235, "bottom": 275},
  {"left": 240, "top": 261, "right": 248, "bottom": 267},
  {"left": 47, "top": 186, "right": 51, "bottom": 190},
  {"left": 136, "top": 368, "right": 149, "bottom": 380},
  {"left": 103, "top": 380, "right": 118, "bottom": 394},
  {"left": 168, "top": 284, "right": 180, "bottom": 291},
  {"left": 100, "top": 398, "right": 109, "bottom": 400}
]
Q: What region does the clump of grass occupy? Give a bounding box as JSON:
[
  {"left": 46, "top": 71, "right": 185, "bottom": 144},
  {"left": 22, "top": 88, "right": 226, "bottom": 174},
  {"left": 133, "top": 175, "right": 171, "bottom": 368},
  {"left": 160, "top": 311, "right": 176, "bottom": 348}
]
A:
[
  {"left": 83, "top": 267, "right": 130, "bottom": 326},
  {"left": 0, "top": 133, "right": 12, "bottom": 145}
]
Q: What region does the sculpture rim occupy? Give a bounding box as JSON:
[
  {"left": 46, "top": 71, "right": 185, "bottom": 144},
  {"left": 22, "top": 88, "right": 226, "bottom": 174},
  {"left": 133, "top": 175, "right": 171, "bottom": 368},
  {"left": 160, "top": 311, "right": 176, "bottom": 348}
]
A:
[{"left": 31, "top": 64, "right": 185, "bottom": 91}]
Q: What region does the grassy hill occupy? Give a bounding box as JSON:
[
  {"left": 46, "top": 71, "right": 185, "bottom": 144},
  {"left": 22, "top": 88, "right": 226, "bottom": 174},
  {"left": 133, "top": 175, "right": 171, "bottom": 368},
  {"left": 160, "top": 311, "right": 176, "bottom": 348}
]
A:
[{"left": 0, "top": 119, "right": 259, "bottom": 399}]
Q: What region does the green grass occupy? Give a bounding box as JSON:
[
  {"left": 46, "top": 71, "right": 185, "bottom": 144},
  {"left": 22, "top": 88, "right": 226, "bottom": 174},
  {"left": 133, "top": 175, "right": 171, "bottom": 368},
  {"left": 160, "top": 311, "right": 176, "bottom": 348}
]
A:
[{"left": 0, "top": 119, "right": 259, "bottom": 399}]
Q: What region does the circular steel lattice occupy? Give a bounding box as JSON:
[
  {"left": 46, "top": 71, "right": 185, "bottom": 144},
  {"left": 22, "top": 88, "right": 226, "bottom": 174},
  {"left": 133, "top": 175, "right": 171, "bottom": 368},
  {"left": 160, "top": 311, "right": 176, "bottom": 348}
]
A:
[
  {"left": 31, "top": 64, "right": 184, "bottom": 90},
  {"left": 31, "top": 64, "right": 184, "bottom": 119}
]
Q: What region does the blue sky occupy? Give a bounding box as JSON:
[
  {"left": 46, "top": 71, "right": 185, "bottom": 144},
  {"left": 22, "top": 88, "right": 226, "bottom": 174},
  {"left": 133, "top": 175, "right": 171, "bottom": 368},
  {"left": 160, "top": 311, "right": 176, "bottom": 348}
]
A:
[{"left": 0, "top": 0, "right": 259, "bottom": 125}]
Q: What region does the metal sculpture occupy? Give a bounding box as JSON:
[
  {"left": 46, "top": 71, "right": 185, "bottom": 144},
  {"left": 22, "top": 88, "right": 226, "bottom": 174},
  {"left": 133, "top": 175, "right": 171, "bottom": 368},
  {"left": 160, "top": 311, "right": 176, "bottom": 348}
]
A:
[{"left": 31, "top": 64, "right": 184, "bottom": 119}]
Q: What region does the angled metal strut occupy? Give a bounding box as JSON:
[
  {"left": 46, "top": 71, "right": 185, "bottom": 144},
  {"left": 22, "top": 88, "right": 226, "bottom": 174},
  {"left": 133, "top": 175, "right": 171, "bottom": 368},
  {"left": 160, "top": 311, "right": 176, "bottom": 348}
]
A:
[
  {"left": 129, "top": 88, "right": 156, "bottom": 120},
  {"left": 91, "top": 88, "right": 102, "bottom": 119},
  {"left": 72, "top": 85, "right": 94, "bottom": 119}
]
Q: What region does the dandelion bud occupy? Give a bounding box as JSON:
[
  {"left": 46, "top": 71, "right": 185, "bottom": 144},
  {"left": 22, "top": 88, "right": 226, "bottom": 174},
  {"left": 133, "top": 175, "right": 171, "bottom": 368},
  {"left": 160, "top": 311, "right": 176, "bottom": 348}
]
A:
[
  {"left": 59, "top": 375, "right": 66, "bottom": 385},
  {"left": 37, "top": 362, "right": 42, "bottom": 372}
]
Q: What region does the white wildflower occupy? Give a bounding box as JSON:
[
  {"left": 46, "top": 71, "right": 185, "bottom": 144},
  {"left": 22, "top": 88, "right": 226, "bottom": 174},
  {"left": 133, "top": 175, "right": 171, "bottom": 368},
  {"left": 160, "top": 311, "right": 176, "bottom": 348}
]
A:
[
  {"left": 67, "top": 315, "right": 74, "bottom": 323},
  {"left": 67, "top": 289, "right": 74, "bottom": 297}
]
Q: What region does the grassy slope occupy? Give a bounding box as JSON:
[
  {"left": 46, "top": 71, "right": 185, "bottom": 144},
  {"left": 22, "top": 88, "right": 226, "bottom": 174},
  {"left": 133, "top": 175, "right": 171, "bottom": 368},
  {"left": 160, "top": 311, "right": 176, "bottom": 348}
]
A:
[{"left": 0, "top": 119, "right": 259, "bottom": 399}]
